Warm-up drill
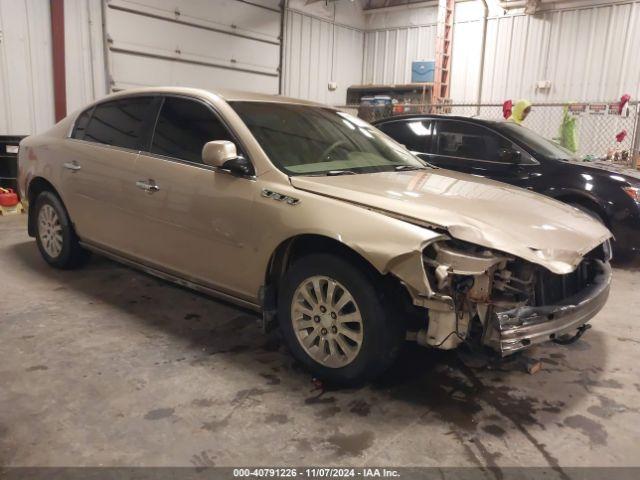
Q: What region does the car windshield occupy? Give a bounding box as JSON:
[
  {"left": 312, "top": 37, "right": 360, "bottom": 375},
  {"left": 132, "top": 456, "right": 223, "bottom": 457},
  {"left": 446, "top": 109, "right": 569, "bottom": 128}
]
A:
[
  {"left": 230, "top": 101, "right": 427, "bottom": 176},
  {"left": 495, "top": 122, "right": 577, "bottom": 160}
]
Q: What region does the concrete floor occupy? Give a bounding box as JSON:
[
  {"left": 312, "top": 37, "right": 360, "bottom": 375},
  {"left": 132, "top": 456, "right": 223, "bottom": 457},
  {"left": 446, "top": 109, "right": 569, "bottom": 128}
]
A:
[{"left": 1, "top": 213, "right": 640, "bottom": 470}]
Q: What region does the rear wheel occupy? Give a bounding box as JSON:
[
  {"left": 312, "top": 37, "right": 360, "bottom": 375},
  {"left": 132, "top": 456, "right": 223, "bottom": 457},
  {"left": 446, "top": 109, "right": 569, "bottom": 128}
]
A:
[
  {"left": 34, "top": 191, "right": 90, "bottom": 269},
  {"left": 278, "top": 254, "right": 403, "bottom": 385}
]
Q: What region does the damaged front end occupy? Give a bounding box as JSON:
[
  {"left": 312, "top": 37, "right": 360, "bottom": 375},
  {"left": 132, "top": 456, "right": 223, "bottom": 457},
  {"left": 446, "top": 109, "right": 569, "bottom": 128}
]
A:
[{"left": 410, "top": 239, "right": 612, "bottom": 355}]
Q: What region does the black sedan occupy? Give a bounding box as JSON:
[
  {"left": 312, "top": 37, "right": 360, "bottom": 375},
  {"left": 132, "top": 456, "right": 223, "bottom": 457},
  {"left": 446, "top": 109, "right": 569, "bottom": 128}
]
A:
[{"left": 373, "top": 114, "right": 640, "bottom": 258}]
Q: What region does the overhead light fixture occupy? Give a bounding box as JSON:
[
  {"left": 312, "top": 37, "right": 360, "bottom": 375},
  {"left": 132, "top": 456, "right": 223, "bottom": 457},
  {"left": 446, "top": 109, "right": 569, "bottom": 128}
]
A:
[{"left": 524, "top": 0, "right": 540, "bottom": 14}]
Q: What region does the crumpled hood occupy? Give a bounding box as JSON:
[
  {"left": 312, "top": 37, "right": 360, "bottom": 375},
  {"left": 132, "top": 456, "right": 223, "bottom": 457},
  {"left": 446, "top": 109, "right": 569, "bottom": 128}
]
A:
[{"left": 291, "top": 169, "right": 612, "bottom": 274}]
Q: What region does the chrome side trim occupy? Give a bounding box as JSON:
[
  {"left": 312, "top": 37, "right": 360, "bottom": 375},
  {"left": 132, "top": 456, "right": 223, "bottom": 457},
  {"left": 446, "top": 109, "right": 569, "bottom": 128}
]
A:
[
  {"left": 137, "top": 150, "right": 258, "bottom": 181},
  {"left": 79, "top": 242, "right": 262, "bottom": 312},
  {"left": 261, "top": 189, "right": 300, "bottom": 205},
  {"left": 66, "top": 137, "right": 142, "bottom": 156}
]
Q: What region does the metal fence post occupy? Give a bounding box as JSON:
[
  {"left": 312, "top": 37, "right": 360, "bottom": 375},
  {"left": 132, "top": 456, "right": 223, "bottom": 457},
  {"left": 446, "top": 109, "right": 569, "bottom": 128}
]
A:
[{"left": 631, "top": 103, "right": 640, "bottom": 169}]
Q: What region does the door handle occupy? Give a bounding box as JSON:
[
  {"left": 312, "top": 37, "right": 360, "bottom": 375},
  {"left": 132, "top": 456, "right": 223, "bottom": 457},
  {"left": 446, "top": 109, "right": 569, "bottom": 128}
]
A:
[
  {"left": 63, "top": 161, "right": 81, "bottom": 172},
  {"left": 136, "top": 180, "right": 160, "bottom": 193}
]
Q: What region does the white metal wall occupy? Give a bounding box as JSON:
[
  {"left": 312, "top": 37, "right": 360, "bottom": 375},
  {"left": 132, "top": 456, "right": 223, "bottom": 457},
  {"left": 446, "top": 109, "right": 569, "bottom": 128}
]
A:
[
  {"left": 452, "top": 0, "right": 640, "bottom": 102},
  {"left": 282, "top": 6, "right": 364, "bottom": 104},
  {"left": 64, "top": 0, "right": 107, "bottom": 114},
  {"left": 6, "top": 0, "right": 640, "bottom": 136},
  {"left": 361, "top": 0, "right": 640, "bottom": 103},
  {"left": 0, "top": 0, "right": 54, "bottom": 135},
  {"left": 362, "top": 4, "right": 437, "bottom": 84},
  {"left": 104, "top": 0, "right": 281, "bottom": 94}
]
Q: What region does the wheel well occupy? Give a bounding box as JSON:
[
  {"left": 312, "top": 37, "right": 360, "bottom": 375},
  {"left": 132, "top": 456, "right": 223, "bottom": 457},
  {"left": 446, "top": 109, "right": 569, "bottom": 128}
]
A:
[
  {"left": 556, "top": 194, "right": 609, "bottom": 227},
  {"left": 26, "top": 177, "right": 60, "bottom": 237},
  {"left": 263, "top": 234, "right": 419, "bottom": 326},
  {"left": 266, "top": 235, "right": 379, "bottom": 288}
]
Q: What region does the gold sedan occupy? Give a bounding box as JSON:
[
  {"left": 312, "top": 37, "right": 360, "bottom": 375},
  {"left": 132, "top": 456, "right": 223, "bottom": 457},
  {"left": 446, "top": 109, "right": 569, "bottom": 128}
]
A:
[{"left": 18, "top": 87, "right": 612, "bottom": 384}]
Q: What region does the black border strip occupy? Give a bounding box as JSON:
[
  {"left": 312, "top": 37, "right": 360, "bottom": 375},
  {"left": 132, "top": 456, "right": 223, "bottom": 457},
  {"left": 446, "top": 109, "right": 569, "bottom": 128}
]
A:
[{"left": 2, "top": 467, "right": 640, "bottom": 480}]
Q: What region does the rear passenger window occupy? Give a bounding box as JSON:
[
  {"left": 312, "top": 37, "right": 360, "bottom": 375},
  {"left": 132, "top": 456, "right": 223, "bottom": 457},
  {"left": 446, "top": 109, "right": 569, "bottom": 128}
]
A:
[
  {"left": 83, "top": 97, "right": 154, "bottom": 150},
  {"left": 378, "top": 120, "right": 433, "bottom": 154},
  {"left": 72, "top": 108, "right": 93, "bottom": 140},
  {"left": 150, "top": 97, "right": 235, "bottom": 164}
]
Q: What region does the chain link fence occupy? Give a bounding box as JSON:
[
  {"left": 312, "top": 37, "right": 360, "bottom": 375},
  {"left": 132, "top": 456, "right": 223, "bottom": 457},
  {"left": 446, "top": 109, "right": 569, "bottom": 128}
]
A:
[{"left": 335, "top": 101, "right": 640, "bottom": 168}]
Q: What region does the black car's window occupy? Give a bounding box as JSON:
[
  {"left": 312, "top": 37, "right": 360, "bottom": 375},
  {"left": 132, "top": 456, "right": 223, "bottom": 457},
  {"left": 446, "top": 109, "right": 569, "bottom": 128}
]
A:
[
  {"left": 436, "top": 121, "right": 515, "bottom": 162},
  {"left": 378, "top": 120, "right": 434, "bottom": 154},
  {"left": 71, "top": 108, "right": 92, "bottom": 140},
  {"left": 150, "top": 97, "right": 235, "bottom": 164},
  {"left": 83, "top": 97, "right": 155, "bottom": 149},
  {"left": 495, "top": 122, "right": 576, "bottom": 160}
]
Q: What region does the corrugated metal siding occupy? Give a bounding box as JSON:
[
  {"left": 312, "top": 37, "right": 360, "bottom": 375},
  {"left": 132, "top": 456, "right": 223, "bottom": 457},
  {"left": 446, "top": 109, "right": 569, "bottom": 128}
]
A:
[
  {"left": 64, "top": 0, "right": 107, "bottom": 114},
  {"left": 449, "top": 15, "right": 481, "bottom": 102},
  {"left": 282, "top": 8, "right": 364, "bottom": 104},
  {"left": 0, "top": 0, "right": 54, "bottom": 135},
  {"left": 362, "top": 5, "right": 437, "bottom": 84},
  {"left": 5, "top": 0, "right": 640, "bottom": 136},
  {"left": 361, "top": 1, "right": 640, "bottom": 103},
  {"left": 452, "top": 0, "right": 640, "bottom": 102},
  {"left": 363, "top": 25, "right": 437, "bottom": 84},
  {"left": 287, "top": 0, "right": 366, "bottom": 28},
  {"left": 104, "top": 0, "right": 281, "bottom": 94}
]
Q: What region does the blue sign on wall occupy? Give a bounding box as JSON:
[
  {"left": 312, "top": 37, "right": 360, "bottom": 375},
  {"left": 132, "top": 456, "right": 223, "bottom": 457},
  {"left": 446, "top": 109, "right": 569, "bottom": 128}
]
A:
[{"left": 411, "top": 61, "right": 435, "bottom": 83}]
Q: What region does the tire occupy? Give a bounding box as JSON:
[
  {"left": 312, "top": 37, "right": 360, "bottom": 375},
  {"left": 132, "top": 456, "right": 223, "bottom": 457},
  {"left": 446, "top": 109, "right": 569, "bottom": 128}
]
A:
[
  {"left": 34, "top": 191, "right": 90, "bottom": 269},
  {"left": 278, "top": 254, "right": 403, "bottom": 385}
]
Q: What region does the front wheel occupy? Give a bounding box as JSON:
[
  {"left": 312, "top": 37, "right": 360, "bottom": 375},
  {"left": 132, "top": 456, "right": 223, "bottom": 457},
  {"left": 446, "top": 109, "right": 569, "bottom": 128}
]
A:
[
  {"left": 278, "top": 254, "right": 403, "bottom": 385},
  {"left": 570, "top": 203, "right": 605, "bottom": 224},
  {"left": 34, "top": 191, "right": 90, "bottom": 269},
  {"left": 570, "top": 203, "right": 617, "bottom": 260}
]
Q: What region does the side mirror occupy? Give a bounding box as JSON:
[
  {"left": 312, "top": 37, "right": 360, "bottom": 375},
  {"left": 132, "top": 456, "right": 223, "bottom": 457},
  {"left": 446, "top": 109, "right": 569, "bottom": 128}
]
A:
[
  {"left": 202, "top": 140, "right": 255, "bottom": 177},
  {"left": 202, "top": 140, "right": 238, "bottom": 168},
  {"left": 498, "top": 148, "right": 522, "bottom": 163},
  {"left": 222, "top": 156, "right": 255, "bottom": 177}
]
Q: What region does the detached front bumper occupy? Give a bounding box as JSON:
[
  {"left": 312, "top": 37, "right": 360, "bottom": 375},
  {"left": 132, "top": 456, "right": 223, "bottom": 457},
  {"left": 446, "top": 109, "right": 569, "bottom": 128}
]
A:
[{"left": 486, "top": 260, "right": 611, "bottom": 356}]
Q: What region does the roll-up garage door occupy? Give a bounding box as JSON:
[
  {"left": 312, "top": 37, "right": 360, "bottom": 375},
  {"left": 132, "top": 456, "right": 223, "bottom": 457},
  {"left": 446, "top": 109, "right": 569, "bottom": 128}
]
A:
[{"left": 104, "top": 0, "right": 281, "bottom": 94}]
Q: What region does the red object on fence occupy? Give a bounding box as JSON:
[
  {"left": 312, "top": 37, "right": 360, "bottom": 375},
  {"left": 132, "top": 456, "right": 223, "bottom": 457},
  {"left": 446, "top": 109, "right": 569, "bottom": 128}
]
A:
[
  {"left": 616, "top": 130, "right": 628, "bottom": 143},
  {"left": 502, "top": 100, "right": 513, "bottom": 119},
  {"left": 618, "top": 94, "right": 631, "bottom": 115},
  {"left": 0, "top": 188, "right": 19, "bottom": 207}
]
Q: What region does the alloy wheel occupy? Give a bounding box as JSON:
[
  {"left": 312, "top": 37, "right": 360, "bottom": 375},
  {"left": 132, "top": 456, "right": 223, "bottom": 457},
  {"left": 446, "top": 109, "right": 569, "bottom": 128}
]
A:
[
  {"left": 291, "top": 275, "right": 364, "bottom": 368},
  {"left": 38, "top": 204, "right": 63, "bottom": 258}
]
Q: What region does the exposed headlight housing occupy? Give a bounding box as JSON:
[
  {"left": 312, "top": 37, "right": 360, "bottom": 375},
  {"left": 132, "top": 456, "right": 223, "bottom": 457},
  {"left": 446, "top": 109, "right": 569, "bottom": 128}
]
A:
[
  {"left": 600, "top": 238, "right": 613, "bottom": 262},
  {"left": 622, "top": 186, "right": 640, "bottom": 203}
]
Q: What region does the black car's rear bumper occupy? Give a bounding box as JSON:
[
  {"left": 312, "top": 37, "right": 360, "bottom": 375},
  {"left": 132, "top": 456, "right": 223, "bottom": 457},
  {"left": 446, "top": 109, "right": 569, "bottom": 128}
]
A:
[{"left": 487, "top": 260, "right": 611, "bottom": 356}]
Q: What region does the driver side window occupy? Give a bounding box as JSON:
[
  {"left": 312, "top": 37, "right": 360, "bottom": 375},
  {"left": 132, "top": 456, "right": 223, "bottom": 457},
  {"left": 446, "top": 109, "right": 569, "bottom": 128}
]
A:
[
  {"left": 151, "top": 97, "right": 235, "bottom": 164},
  {"left": 437, "top": 121, "right": 517, "bottom": 162}
]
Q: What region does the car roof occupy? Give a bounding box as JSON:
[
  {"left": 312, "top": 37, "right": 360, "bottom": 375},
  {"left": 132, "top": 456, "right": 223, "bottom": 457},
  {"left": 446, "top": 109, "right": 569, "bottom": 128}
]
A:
[
  {"left": 97, "top": 86, "right": 326, "bottom": 108},
  {"left": 372, "top": 114, "right": 501, "bottom": 126}
]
